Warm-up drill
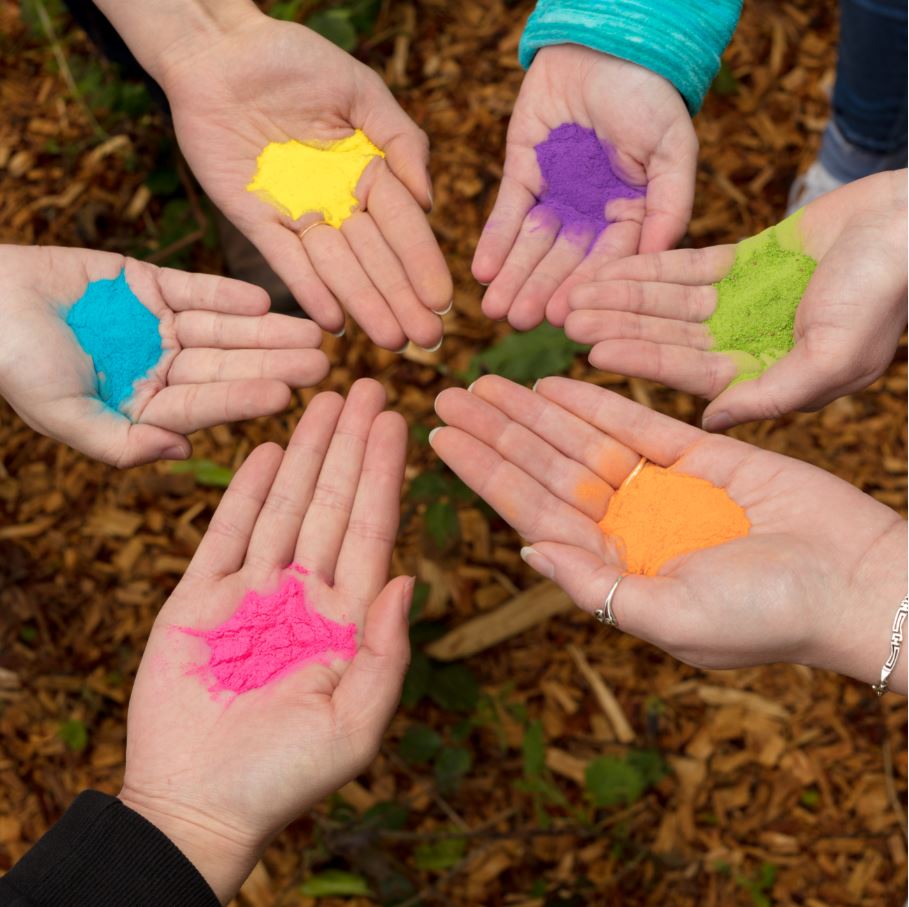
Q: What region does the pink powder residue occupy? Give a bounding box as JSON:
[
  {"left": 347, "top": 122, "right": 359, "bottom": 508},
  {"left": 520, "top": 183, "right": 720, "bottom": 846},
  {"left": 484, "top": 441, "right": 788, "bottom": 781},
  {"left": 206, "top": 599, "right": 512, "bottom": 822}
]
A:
[{"left": 179, "top": 568, "right": 357, "bottom": 695}]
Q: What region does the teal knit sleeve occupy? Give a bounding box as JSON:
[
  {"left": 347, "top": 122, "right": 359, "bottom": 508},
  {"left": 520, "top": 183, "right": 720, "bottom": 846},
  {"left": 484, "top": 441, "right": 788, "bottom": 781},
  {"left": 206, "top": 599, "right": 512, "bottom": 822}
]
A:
[{"left": 518, "top": 0, "right": 742, "bottom": 115}]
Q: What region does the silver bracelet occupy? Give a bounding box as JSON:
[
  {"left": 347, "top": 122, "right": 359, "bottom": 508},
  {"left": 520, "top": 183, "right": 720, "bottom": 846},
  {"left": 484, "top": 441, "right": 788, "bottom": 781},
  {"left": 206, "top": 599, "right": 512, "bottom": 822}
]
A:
[{"left": 872, "top": 596, "right": 908, "bottom": 696}]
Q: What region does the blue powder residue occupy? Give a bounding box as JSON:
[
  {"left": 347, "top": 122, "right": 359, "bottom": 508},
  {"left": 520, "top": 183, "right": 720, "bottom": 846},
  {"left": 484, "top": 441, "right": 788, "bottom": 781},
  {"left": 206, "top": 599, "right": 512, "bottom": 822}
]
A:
[{"left": 65, "top": 269, "right": 163, "bottom": 413}]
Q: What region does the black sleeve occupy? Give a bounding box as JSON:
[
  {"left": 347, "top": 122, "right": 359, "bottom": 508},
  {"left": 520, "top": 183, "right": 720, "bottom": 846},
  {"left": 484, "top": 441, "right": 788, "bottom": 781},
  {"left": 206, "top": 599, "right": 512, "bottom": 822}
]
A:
[{"left": 0, "top": 790, "right": 219, "bottom": 907}]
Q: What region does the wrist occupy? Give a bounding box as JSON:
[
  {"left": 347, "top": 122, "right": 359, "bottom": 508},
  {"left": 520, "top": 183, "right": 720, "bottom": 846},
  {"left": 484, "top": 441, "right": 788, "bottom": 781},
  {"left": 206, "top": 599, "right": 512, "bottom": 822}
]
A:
[
  {"left": 809, "top": 518, "right": 908, "bottom": 693},
  {"left": 118, "top": 786, "right": 263, "bottom": 905},
  {"left": 93, "top": 0, "right": 262, "bottom": 87}
]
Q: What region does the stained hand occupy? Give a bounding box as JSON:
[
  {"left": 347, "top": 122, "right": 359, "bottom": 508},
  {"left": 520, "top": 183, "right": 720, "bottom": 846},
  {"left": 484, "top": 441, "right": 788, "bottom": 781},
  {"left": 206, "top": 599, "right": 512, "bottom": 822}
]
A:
[
  {"left": 473, "top": 46, "right": 697, "bottom": 331},
  {"left": 565, "top": 170, "right": 908, "bottom": 430},
  {"left": 158, "top": 13, "right": 452, "bottom": 350},
  {"left": 120, "top": 379, "right": 411, "bottom": 903},
  {"left": 431, "top": 375, "right": 906, "bottom": 686},
  {"left": 0, "top": 246, "right": 329, "bottom": 468}
]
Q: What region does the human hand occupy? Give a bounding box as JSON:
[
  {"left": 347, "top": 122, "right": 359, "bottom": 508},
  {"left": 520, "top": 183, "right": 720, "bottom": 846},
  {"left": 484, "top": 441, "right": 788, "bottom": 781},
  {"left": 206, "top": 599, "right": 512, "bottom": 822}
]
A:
[
  {"left": 145, "top": 6, "right": 451, "bottom": 351},
  {"left": 0, "top": 246, "right": 329, "bottom": 468},
  {"left": 565, "top": 170, "right": 909, "bottom": 431},
  {"left": 431, "top": 375, "right": 907, "bottom": 688},
  {"left": 473, "top": 45, "right": 697, "bottom": 331},
  {"left": 120, "top": 379, "right": 411, "bottom": 903}
]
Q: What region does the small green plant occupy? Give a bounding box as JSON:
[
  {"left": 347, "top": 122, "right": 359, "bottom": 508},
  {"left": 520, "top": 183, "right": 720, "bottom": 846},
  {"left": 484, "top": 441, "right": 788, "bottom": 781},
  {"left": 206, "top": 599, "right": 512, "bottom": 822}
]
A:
[
  {"left": 712, "top": 59, "right": 740, "bottom": 97},
  {"left": 58, "top": 718, "right": 88, "bottom": 752},
  {"left": 584, "top": 749, "right": 666, "bottom": 808},
  {"left": 269, "top": 0, "right": 381, "bottom": 52},
  {"left": 413, "top": 835, "right": 466, "bottom": 871},
  {"left": 299, "top": 869, "right": 372, "bottom": 897},
  {"left": 170, "top": 458, "right": 235, "bottom": 488},
  {"left": 735, "top": 862, "right": 778, "bottom": 907}
]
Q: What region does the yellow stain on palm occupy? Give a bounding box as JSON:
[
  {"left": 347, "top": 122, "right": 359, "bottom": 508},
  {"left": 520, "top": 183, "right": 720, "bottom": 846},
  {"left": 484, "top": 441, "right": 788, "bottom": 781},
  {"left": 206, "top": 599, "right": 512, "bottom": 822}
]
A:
[{"left": 246, "top": 130, "right": 384, "bottom": 228}]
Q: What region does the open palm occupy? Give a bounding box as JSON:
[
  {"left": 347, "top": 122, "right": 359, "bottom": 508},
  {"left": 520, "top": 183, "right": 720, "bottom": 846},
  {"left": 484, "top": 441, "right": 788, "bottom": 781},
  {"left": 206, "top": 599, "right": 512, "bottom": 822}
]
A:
[
  {"left": 474, "top": 46, "right": 697, "bottom": 331},
  {"left": 159, "top": 16, "right": 452, "bottom": 350},
  {"left": 565, "top": 170, "right": 908, "bottom": 431},
  {"left": 121, "top": 381, "right": 411, "bottom": 897},
  {"left": 0, "top": 246, "right": 328, "bottom": 467},
  {"left": 431, "top": 376, "right": 905, "bottom": 681}
]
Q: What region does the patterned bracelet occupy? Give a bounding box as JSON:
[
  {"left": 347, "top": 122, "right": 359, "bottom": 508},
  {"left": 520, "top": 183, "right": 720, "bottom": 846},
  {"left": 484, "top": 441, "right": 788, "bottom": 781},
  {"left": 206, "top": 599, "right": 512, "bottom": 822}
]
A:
[{"left": 872, "top": 596, "right": 908, "bottom": 696}]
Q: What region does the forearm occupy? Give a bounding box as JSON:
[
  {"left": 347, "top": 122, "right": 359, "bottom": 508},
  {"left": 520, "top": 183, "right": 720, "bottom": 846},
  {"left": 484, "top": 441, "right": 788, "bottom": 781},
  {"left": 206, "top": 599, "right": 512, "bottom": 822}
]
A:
[
  {"left": 518, "top": 0, "right": 742, "bottom": 114},
  {"left": 90, "top": 0, "right": 261, "bottom": 86}
]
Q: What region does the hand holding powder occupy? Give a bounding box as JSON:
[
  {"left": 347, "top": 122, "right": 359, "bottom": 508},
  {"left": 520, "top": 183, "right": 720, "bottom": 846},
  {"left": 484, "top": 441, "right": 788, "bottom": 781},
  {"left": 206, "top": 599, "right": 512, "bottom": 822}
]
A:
[
  {"left": 179, "top": 569, "right": 357, "bottom": 696},
  {"left": 246, "top": 130, "right": 385, "bottom": 228},
  {"left": 64, "top": 268, "right": 163, "bottom": 413},
  {"left": 534, "top": 123, "right": 644, "bottom": 246},
  {"left": 599, "top": 464, "right": 750, "bottom": 576}
]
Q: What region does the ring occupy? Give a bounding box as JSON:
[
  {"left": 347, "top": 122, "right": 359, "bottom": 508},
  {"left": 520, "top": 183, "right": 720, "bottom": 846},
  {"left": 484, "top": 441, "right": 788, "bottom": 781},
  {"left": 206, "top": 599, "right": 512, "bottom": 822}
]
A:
[
  {"left": 620, "top": 456, "right": 648, "bottom": 491},
  {"left": 297, "top": 220, "right": 328, "bottom": 241},
  {"left": 594, "top": 575, "right": 623, "bottom": 629}
]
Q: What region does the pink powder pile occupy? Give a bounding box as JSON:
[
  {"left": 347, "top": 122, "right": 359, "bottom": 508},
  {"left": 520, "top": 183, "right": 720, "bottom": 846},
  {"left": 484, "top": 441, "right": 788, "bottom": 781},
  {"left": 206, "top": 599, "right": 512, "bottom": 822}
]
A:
[{"left": 179, "top": 568, "right": 357, "bottom": 696}]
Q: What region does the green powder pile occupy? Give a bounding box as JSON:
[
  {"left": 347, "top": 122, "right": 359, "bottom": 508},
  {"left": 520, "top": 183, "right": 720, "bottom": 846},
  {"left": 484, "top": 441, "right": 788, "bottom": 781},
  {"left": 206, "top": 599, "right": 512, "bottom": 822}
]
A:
[{"left": 707, "top": 215, "right": 817, "bottom": 384}]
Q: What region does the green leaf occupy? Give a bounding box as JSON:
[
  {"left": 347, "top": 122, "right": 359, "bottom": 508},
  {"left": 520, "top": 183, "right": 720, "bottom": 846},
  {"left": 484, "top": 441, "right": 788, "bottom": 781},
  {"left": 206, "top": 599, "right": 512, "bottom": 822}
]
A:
[
  {"left": 410, "top": 424, "right": 432, "bottom": 445},
  {"left": 799, "top": 787, "right": 820, "bottom": 809},
  {"left": 712, "top": 60, "right": 739, "bottom": 97},
  {"left": 362, "top": 800, "right": 409, "bottom": 831},
  {"left": 400, "top": 650, "right": 431, "bottom": 707},
  {"left": 399, "top": 724, "right": 442, "bottom": 765},
  {"left": 424, "top": 500, "right": 459, "bottom": 549},
  {"left": 584, "top": 756, "right": 645, "bottom": 808},
  {"left": 305, "top": 9, "right": 358, "bottom": 51},
  {"left": 300, "top": 869, "right": 371, "bottom": 897},
  {"left": 463, "top": 323, "right": 587, "bottom": 385},
  {"left": 522, "top": 719, "right": 545, "bottom": 778},
  {"left": 414, "top": 835, "right": 466, "bottom": 870},
  {"left": 428, "top": 663, "right": 479, "bottom": 712},
  {"left": 626, "top": 748, "right": 667, "bottom": 787},
  {"left": 146, "top": 166, "right": 181, "bottom": 196},
  {"left": 58, "top": 718, "right": 88, "bottom": 752},
  {"left": 345, "top": 0, "right": 381, "bottom": 32},
  {"left": 269, "top": 0, "right": 305, "bottom": 20},
  {"left": 20, "top": 624, "right": 37, "bottom": 644},
  {"left": 433, "top": 746, "right": 472, "bottom": 794},
  {"left": 170, "top": 459, "right": 234, "bottom": 488},
  {"left": 409, "top": 581, "right": 429, "bottom": 623}
]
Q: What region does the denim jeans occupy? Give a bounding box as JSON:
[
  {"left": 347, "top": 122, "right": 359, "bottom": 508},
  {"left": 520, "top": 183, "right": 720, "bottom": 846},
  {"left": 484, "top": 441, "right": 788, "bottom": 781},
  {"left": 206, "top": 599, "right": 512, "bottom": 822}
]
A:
[{"left": 820, "top": 0, "right": 908, "bottom": 181}]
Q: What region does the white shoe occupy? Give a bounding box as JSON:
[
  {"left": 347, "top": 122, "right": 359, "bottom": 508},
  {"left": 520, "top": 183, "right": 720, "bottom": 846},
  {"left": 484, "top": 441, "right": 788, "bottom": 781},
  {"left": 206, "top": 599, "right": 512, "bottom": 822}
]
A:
[{"left": 786, "top": 160, "right": 847, "bottom": 215}]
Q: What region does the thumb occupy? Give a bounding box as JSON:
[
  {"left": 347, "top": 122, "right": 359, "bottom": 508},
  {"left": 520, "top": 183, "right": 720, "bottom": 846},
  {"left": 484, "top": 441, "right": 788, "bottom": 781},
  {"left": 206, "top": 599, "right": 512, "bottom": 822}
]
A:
[
  {"left": 333, "top": 576, "right": 414, "bottom": 734},
  {"left": 519, "top": 542, "right": 680, "bottom": 648},
  {"left": 118, "top": 423, "right": 191, "bottom": 468}
]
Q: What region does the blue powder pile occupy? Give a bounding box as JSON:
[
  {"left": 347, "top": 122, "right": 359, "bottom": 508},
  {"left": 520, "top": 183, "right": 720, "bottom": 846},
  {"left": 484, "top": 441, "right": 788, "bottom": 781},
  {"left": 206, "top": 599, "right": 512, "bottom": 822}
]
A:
[
  {"left": 535, "top": 123, "right": 645, "bottom": 243},
  {"left": 65, "top": 269, "right": 163, "bottom": 413}
]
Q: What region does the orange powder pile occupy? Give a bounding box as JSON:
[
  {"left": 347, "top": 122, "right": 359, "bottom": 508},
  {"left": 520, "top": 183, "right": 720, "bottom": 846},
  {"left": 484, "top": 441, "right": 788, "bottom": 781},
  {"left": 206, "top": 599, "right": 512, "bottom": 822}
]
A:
[{"left": 598, "top": 464, "right": 750, "bottom": 576}]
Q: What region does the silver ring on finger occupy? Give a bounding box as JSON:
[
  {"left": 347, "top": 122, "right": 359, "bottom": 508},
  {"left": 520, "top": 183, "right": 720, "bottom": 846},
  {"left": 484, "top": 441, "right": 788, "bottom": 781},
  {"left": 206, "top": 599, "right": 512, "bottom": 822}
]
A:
[{"left": 594, "top": 574, "right": 624, "bottom": 629}]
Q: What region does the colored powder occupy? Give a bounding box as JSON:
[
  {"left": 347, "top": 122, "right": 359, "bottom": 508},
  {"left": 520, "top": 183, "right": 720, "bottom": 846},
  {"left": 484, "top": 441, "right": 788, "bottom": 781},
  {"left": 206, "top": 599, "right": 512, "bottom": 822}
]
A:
[
  {"left": 534, "top": 123, "right": 645, "bottom": 243},
  {"left": 64, "top": 268, "right": 163, "bottom": 413},
  {"left": 598, "top": 464, "right": 750, "bottom": 576},
  {"left": 246, "top": 130, "right": 385, "bottom": 228},
  {"left": 179, "top": 569, "right": 357, "bottom": 696},
  {"left": 708, "top": 211, "right": 817, "bottom": 383}
]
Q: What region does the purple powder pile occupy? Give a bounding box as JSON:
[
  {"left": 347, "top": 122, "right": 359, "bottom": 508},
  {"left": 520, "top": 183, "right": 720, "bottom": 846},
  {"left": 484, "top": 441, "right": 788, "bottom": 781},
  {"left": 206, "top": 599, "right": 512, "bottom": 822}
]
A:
[{"left": 534, "top": 123, "right": 644, "bottom": 244}]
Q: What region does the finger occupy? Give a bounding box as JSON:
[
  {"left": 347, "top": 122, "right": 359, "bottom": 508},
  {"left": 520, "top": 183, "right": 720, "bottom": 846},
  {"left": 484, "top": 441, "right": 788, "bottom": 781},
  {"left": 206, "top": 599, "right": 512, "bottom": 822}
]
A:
[
  {"left": 544, "top": 220, "right": 642, "bottom": 326},
  {"left": 565, "top": 310, "right": 712, "bottom": 349},
  {"left": 295, "top": 378, "right": 387, "bottom": 580},
  {"left": 251, "top": 223, "right": 345, "bottom": 332},
  {"left": 188, "top": 442, "right": 285, "bottom": 580},
  {"left": 466, "top": 374, "right": 640, "bottom": 488},
  {"left": 304, "top": 223, "right": 407, "bottom": 351},
  {"left": 245, "top": 392, "right": 346, "bottom": 574},
  {"left": 332, "top": 575, "right": 413, "bottom": 758},
  {"left": 481, "top": 205, "right": 560, "bottom": 322},
  {"left": 521, "top": 541, "right": 682, "bottom": 646},
  {"left": 335, "top": 411, "right": 408, "bottom": 605},
  {"left": 507, "top": 227, "right": 594, "bottom": 331},
  {"left": 567, "top": 280, "right": 716, "bottom": 322},
  {"left": 472, "top": 173, "right": 538, "bottom": 285},
  {"left": 433, "top": 386, "right": 612, "bottom": 520},
  {"left": 534, "top": 376, "right": 704, "bottom": 467},
  {"left": 154, "top": 268, "right": 270, "bottom": 315},
  {"left": 167, "top": 348, "right": 330, "bottom": 387},
  {"left": 138, "top": 379, "right": 291, "bottom": 434},
  {"left": 586, "top": 340, "right": 737, "bottom": 398},
  {"left": 638, "top": 133, "right": 698, "bottom": 254},
  {"left": 175, "top": 311, "right": 324, "bottom": 350},
  {"left": 429, "top": 425, "right": 602, "bottom": 553},
  {"left": 594, "top": 246, "right": 736, "bottom": 286},
  {"left": 341, "top": 211, "right": 443, "bottom": 348},
  {"left": 367, "top": 166, "right": 452, "bottom": 313}
]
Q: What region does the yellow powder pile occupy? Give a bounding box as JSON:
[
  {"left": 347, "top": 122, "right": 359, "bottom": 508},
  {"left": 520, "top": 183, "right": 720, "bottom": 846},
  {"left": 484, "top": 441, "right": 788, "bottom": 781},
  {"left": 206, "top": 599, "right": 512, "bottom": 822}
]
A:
[
  {"left": 598, "top": 463, "right": 750, "bottom": 576},
  {"left": 246, "top": 130, "right": 384, "bottom": 228}
]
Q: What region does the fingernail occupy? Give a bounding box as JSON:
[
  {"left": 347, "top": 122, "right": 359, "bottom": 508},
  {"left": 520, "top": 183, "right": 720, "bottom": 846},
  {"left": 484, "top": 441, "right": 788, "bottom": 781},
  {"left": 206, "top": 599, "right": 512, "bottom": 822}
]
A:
[
  {"left": 162, "top": 445, "right": 188, "bottom": 461},
  {"left": 520, "top": 546, "right": 554, "bottom": 579},
  {"left": 702, "top": 411, "right": 730, "bottom": 433},
  {"left": 402, "top": 576, "right": 416, "bottom": 621},
  {"left": 532, "top": 379, "right": 541, "bottom": 392},
  {"left": 467, "top": 380, "right": 477, "bottom": 392},
  {"left": 428, "top": 427, "right": 442, "bottom": 446},
  {"left": 420, "top": 336, "right": 443, "bottom": 353},
  {"left": 435, "top": 299, "right": 453, "bottom": 316},
  {"left": 393, "top": 340, "right": 410, "bottom": 354},
  {"left": 330, "top": 326, "right": 346, "bottom": 338}
]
